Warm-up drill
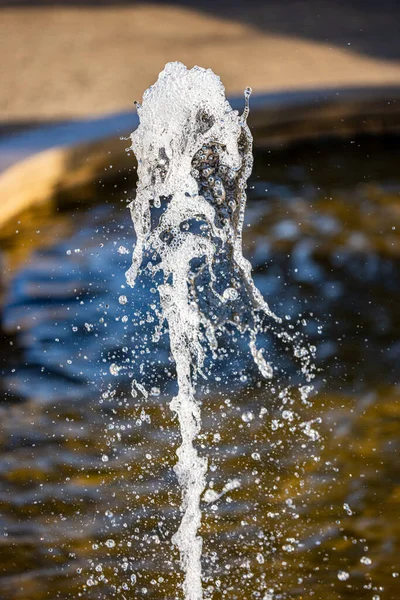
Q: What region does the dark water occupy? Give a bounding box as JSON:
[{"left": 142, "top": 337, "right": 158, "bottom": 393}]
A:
[{"left": 0, "top": 135, "right": 399, "bottom": 600}]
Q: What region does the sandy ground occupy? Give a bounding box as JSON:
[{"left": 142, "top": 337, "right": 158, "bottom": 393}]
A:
[{"left": 1, "top": 2, "right": 400, "bottom": 122}]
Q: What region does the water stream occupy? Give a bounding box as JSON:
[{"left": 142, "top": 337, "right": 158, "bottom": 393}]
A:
[{"left": 125, "top": 62, "right": 315, "bottom": 599}]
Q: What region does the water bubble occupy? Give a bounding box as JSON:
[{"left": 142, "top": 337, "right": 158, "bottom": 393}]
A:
[
  {"left": 222, "top": 287, "right": 239, "bottom": 302},
  {"left": 337, "top": 570, "right": 350, "bottom": 581},
  {"left": 101, "top": 454, "right": 109, "bottom": 463},
  {"left": 105, "top": 539, "right": 115, "bottom": 548},
  {"left": 251, "top": 452, "right": 261, "bottom": 461},
  {"left": 119, "top": 295, "right": 128, "bottom": 305},
  {"left": 360, "top": 556, "right": 372, "bottom": 565}
]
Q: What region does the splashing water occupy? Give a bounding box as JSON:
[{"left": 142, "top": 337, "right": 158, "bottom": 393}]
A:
[{"left": 126, "top": 62, "right": 315, "bottom": 599}]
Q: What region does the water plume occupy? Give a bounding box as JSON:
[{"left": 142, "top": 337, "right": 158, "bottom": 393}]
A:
[{"left": 126, "top": 62, "right": 314, "bottom": 599}]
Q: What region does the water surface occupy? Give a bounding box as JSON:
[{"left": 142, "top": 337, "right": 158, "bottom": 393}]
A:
[{"left": 0, "top": 134, "right": 399, "bottom": 599}]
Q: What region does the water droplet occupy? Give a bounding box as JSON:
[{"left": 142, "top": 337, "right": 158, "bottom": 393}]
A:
[
  {"left": 256, "top": 553, "right": 264, "bottom": 564},
  {"left": 241, "top": 411, "right": 254, "bottom": 423},
  {"left": 343, "top": 503, "right": 353, "bottom": 515},
  {"left": 109, "top": 363, "right": 120, "bottom": 376},
  {"left": 282, "top": 410, "right": 294, "bottom": 421}
]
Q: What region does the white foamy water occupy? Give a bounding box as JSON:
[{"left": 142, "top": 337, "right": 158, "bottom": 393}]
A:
[{"left": 126, "top": 62, "right": 315, "bottom": 599}]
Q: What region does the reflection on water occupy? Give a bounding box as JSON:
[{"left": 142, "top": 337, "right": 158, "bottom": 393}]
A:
[{"left": 0, "top": 135, "right": 399, "bottom": 599}]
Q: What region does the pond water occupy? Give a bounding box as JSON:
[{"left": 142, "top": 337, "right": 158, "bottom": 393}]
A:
[{"left": 0, "top": 134, "right": 399, "bottom": 599}]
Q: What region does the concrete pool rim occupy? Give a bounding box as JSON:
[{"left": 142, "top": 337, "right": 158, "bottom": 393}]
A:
[{"left": 0, "top": 84, "right": 399, "bottom": 228}]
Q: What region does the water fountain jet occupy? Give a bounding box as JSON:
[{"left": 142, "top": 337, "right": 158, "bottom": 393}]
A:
[{"left": 126, "top": 61, "right": 313, "bottom": 599}]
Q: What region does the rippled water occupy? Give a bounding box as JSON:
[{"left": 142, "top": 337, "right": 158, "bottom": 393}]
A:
[{"left": 0, "top": 135, "right": 399, "bottom": 599}]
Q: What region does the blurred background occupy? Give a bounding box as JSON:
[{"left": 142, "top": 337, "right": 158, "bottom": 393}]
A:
[
  {"left": 1, "top": 0, "right": 400, "bottom": 124},
  {"left": 1, "top": 2, "right": 400, "bottom": 600}
]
